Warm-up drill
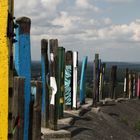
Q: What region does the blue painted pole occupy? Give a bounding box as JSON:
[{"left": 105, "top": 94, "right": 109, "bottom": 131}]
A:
[
  {"left": 41, "top": 39, "right": 49, "bottom": 127},
  {"left": 14, "top": 17, "right": 31, "bottom": 140},
  {"left": 80, "top": 56, "right": 88, "bottom": 105}
]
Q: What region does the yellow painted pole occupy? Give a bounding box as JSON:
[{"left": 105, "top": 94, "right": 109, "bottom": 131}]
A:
[{"left": 0, "top": 0, "right": 9, "bottom": 139}]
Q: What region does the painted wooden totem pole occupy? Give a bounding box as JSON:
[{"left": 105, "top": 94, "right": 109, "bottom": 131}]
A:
[
  {"left": 137, "top": 73, "right": 140, "bottom": 98},
  {"left": 64, "top": 51, "right": 73, "bottom": 110},
  {"left": 49, "top": 39, "right": 58, "bottom": 130},
  {"left": 93, "top": 54, "right": 99, "bottom": 105},
  {"left": 14, "top": 17, "right": 31, "bottom": 140},
  {"left": 73, "top": 52, "right": 78, "bottom": 109},
  {"left": 41, "top": 39, "right": 49, "bottom": 127},
  {"left": 80, "top": 56, "right": 88, "bottom": 105},
  {"left": 57, "top": 47, "right": 65, "bottom": 118},
  {"left": 124, "top": 68, "right": 129, "bottom": 97},
  {"left": 110, "top": 65, "right": 117, "bottom": 99},
  {"left": 31, "top": 81, "right": 42, "bottom": 140}
]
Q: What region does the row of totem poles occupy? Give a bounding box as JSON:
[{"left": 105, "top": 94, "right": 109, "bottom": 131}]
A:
[
  {"left": 0, "top": 14, "right": 89, "bottom": 140},
  {"left": 92, "top": 54, "right": 140, "bottom": 103}
]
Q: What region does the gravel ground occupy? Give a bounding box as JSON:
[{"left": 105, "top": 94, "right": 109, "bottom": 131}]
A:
[{"left": 61, "top": 99, "right": 140, "bottom": 140}]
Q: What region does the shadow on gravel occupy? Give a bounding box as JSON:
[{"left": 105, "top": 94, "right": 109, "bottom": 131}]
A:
[
  {"left": 70, "top": 116, "right": 92, "bottom": 125},
  {"left": 71, "top": 127, "right": 92, "bottom": 137},
  {"left": 99, "top": 103, "right": 116, "bottom": 107},
  {"left": 108, "top": 112, "right": 120, "bottom": 117},
  {"left": 79, "top": 108, "right": 91, "bottom": 116}
]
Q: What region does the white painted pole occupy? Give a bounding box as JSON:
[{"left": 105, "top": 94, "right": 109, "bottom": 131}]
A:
[{"left": 73, "top": 51, "right": 78, "bottom": 109}]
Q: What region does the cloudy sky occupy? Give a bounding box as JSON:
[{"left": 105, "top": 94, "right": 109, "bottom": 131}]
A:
[{"left": 14, "top": 0, "right": 140, "bottom": 62}]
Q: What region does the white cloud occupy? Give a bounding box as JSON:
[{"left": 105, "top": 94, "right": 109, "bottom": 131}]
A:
[
  {"left": 41, "top": 0, "right": 63, "bottom": 12},
  {"left": 98, "top": 0, "right": 134, "bottom": 3},
  {"left": 82, "top": 20, "right": 140, "bottom": 42},
  {"left": 14, "top": 0, "right": 140, "bottom": 61},
  {"left": 76, "top": 0, "right": 100, "bottom": 12}
]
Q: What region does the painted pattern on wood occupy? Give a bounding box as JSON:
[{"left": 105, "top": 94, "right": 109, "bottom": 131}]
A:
[
  {"left": 65, "top": 65, "right": 72, "bottom": 106},
  {"left": 64, "top": 51, "right": 73, "bottom": 109}
]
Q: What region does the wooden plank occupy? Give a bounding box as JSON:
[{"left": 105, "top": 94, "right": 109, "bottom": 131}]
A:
[
  {"left": 14, "top": 17, "right": 31, "bottom": 140},
  {"left": 41, "top": 39, "right": 49, "bottom": 127},
  {"left": 80, "top": 56, "right": 88, "bottom": 105},
  {"left": 49, "top": 39, "right": 58, "bottom": 130},
  {"left": 31, "top": 81, "right": 42, "bottom": 140},
  {"left": 64, "top": 51, "right": 73, "bottom": 110},
  {"left": 12, "top": 77, "right": 25, "bottom": 140}
]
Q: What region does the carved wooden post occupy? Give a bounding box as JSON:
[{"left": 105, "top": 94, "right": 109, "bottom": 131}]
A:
[
  {"left": 41, "top": 39, "right": 49, "bottom": 127},
  {"left": 137, "top": 73, "right": 140, "bottom": 99},
  {"left": 14, "top": 17, "right": 31, "bottom": 140},
  {"left": 128, "top": 71, "right": 133, "bottom": 99},
  {"left": 102, "top": 63, "right": 106, "bottom": 99},
  {"left": 31, "top": 81, "right": 42, "bottom": 140},
  {"left": 110, "top": 65, "right": 117, "bottom": 99},
  {"left": 64, "top": 51, "right": 73, "bottom": 110},
  {"left": 128, "top": 72, "right": 131, "bottom": 99},
  {"left": 132, "top": 73, "right": 136, "bottom": 98},
  {"left": 57, "top": 47, "right": 65, "bottom": 118},
  {"left": 124, "top": 68, "right": 129, "bottom": 97},
  {"left": 12, "top": 77, "right": 25, "bottom": 140},
  {"left": 49, "top": 39, "right": 58, "bottom": 130},
  {"left": 93, "top": 54, "right": 99, "bottom": 106},
  {"left": 99, "top": 62, "right": 103, "bottom": 101},
  {"left": 80, "top": 56, "right": 88, "bottom": 105}
]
